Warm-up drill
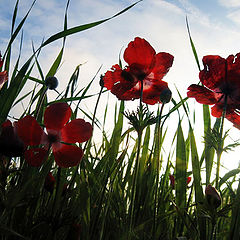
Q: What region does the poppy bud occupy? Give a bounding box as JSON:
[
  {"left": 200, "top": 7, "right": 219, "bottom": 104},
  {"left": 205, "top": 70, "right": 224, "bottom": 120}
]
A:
[
  {"left": 0, "top": 120, "right": 24, "bottom": 157},
  {"left": 169, "top": 174, "right": 175, "bottom": 188},
  {"left": 205, "top": 184, "right": 221, "bottom": 209},
  {"left": 160, "top": 88, "right": 172, "bottom": 104},
  {"left": 44, "top": 172, "right": 56, "bottom": 193},
  {"left": 99, "top": 75, "right": 104, "bottom": 87},
  {"left": 45, "top": 76, "right": 58, "bottom": 90}
]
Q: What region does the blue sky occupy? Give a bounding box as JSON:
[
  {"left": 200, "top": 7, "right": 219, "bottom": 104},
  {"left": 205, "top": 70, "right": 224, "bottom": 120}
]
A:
[{"left": 1, "top": 0, "right": 240, "bottom": 172}]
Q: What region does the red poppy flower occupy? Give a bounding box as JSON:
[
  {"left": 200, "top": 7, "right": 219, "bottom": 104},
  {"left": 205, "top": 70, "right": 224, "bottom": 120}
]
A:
[
  {"left": 169, "top": 174, "right": 191, "bottom": 189},
  {"left": 103, "top": 37, "right": 174, "bottom": 105},
  {"left": 15, "top": 102, "right": 93, "bottom": 168},
  {"left": 0, "top": 53, "right": 8, "bottom": 90},
  {"left": 0, "top": 120, "right": 24, "bottom": 157},
  {"left": 205, "top": 184, "right": 221, "bottom": 209},
  {"left": 187, "top": 54, "right": 240, "bottom": 118},
  {"left": 44, "top": 172, "right": 68, "bottom": 194}
]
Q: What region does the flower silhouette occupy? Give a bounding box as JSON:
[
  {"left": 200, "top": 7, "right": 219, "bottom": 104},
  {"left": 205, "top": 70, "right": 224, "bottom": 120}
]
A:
[
  {"left": 15, "top": 102, "right": 93, "bottom": 168},
  {"left": 103, "top": 37, "right": 174, "bottom": 105},
  {"left": 0, "top": 120, "right": 24, "bottom": 157},
  {"left": 187, "top": 54, "right": 240, "bottom": 118}
]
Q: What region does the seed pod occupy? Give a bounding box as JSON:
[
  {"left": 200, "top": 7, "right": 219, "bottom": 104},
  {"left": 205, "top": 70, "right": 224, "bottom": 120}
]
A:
[
  {"left": 160, "top": 87, "right": 172, "bottom": 104},
  {"left": 45, "top": 76, "right": 59, "bottom": 90},
  {"left": 205, "top": 184, "right": 222, "bottom": 209}
]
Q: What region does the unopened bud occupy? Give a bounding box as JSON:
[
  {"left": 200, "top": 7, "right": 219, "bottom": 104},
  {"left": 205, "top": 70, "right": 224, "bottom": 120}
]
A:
[
  {"left": 160, "top": 88, "right": 172, "bottom": 104},
  {"left": 45, "top": 76, "right": 59, "bottom": 90},
  {"left": 99, "top": 75, "right": 104, "bottom": 87},
  {"left": 205, "top": 184, "right": 221, "bottom": 209}
]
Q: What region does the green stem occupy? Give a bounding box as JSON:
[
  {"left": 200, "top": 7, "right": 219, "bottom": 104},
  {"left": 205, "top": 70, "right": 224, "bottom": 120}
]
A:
[
  {"left": 215, "top": 96, "right": 227, "bottom": 190},
  {"left": 153, "top": 103, "right": 164, "bottom": 238},
  {"left": 129, "top": 129, "right": 143, "bottom": 236},
  {"left": 67, "top": 85, "right": 103, "bottom": 192},
  {"left": 129, "top": 79, "right": 144, "bottom": 237},
  {"left": 34, "top": 86, "right": 49, "bottom": 120}
]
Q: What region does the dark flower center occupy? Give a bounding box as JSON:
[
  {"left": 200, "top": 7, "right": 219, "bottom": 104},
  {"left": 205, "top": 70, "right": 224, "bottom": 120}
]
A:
[
  {"left": 121, "top": 70, "right": 134, "bottom": 82},
  {"left": 48, "top": 133, "right": 60, "bottom": 144}
]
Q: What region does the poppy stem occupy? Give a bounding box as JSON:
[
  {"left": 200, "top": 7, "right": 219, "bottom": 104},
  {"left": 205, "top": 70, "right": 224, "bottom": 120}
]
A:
[
  {"left": 129, "top": 127, "right": 143, "bottom": 235},
  {"left": 215, "top": 96, "right": 227, "bottom": 190},
  {"left": 153, "top": 103, "right": 164, "bottom": 237},
  {"left": 34, "top": 86, "right": 49, "bottom": 120}
]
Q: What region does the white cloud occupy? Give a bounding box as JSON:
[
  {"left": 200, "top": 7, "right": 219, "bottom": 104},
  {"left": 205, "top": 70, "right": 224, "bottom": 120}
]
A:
[
  {"left": 219, "top": 0, "right": 240, "bottom": 8},
  {"left": 227, "top": 9, "right": 240, "bottom": 24}
]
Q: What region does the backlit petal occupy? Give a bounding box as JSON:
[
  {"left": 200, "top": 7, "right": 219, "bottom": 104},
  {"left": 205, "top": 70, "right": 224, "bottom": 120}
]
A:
[
  {"left": 226, "top": 111, "right": 240, "bottom": 129},
  {"left": 0, "top": 71, "right": 8, "bottom": 90},
  {"left": 61, "top": 119, "right": 93, "bottom": 143},
  {"left": 15, "top": 115, "right": 46, "bottom": 146},
  {"left": 24, "top": 148, "right": 48, "bottom": 167},
  {"left": 142, "top": 80, "right": 168, "bottom": 105},
  {"left": 187, "top": 84, "right": 218, "bottom": 105},
  {"left": 124, "top": 37, "right": 155, "bottom": 73},
  {"left": 44, "top": 102, "right": 71, "bottom": 131},
  {"left": 199, "top": 55, "right": 226, "bottom": 90},
  {"left": 53, "top": 144, "right": 83, "bottom": 168},
  {"left": 211, "top": 104, "right": 223, "bottom": 118},
  {"left": 151, "top": 52, "right": 174, "bottom": 80}
]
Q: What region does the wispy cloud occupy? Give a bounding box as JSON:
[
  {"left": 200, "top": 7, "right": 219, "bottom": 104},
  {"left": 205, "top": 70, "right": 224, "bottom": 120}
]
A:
[{"left": 218, "top": 0, "right": 240, "bottom": 8}]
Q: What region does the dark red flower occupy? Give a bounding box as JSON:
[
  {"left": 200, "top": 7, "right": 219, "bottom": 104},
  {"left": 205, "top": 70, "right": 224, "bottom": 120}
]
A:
[
  {"left": 0, "top": 120, "right": 24, "bottom": 157},
  {"left": 44, "top": 172, "right": 68, "bottom": 194},
  {"left": 169, "top": 174, "right": 191, "bottom": 189},
  {"left": 187, "top": 54, "right": 240, "bottom": 118},
  {"left": 44, "top": 172, "right": 56, "bottom": 193},
  {"left": 205, "top": 184, "right": 221, "bottom": 209},
  {"left": 103, "top": 37, "right": 174, "bottom": 105},
  {"left": 15, "top": 102, "right": 93, "bottom": 168}
]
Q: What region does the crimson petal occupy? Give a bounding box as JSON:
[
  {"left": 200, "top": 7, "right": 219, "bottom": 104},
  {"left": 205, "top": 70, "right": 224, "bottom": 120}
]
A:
[
  {"left": 25, "top": 148, "right": 48, "bottom": 167},
  {"left": 142, "top": 80, "right": 168, "bottom": 105},
  {"left": 0, "top": 71, "right": 8, "bottom": 90},
  {"left": 199, "top": 55, "right": 226, "bottom": 90},
  {"left": 44, "top": 102, "right": 71, "bottom": 131},
  {"left": 53, "top": 144, "right": 83, "bottom": 168},
  {"left": 15, "top": 115, "right": 46, "bottom": 146},
  {"left": 187, "top": 84, "right": 218, "bottom": 105},
  {"left": 61, "top": 119, "right": 93, "bottom": 143},
  {"left": 151, "top": 52, "right": 174, "bottom": 80},
  {"left": 124, "top": 37, "right": 155, "bottom": 73},
  {"left": 226, "top": 111, "right": 240, "bottom": 129}
]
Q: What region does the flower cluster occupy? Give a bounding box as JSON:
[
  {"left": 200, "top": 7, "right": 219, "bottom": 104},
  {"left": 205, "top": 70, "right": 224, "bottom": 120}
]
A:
[{"left": 187, "top": 54, "right": 240, "bottom": 128}]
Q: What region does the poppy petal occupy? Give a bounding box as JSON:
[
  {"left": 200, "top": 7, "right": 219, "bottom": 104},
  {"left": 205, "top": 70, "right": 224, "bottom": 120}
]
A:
[
  {"left": 61, "top": 119, "right": 93, "bottom": 143},
  {"left": 226, "top": 111, "right": 240, "bottom": 129},
  {"left": 142, "top": 80, "right": 168, "bottom": 105},
  {"left": 151, "top": 52, "right": 174, "bottom": 80},
  {"left": 15, "top": 115, "right": 46, "bottom": 146},
  {"left": 24, "top": 148, "right": 48, "bottom": 167},
  {"left": 124, "top": 37, "right": 155, "bottom": 73},
  {"left": 0, "top": 71, "right": 8, "bottom": 90},
  {"left": 103, "top": 65, "right": 138, "bottom": 100},
  {"left": 211, "top": 104, "right": 223, "bottom": 118},
  {"left": 187, "top": 84, "right": 218, "bottom": 105},
  {"left": 225, "top": 53, "right": 240, "bottom": 94},
  {"left": 53, "top": 144, "right": 83, "bottom": 168},
  {"left": 44, "top": 102, "right": 71, "bottom": 131},
  {"left": 199, "top": 55, "right": 226, "bottom": 90}
]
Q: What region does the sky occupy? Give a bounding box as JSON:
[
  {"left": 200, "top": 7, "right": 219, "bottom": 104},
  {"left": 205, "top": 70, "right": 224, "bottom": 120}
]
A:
[{"left": 1, "top": 0, "right": 240, "bottom": 176}]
